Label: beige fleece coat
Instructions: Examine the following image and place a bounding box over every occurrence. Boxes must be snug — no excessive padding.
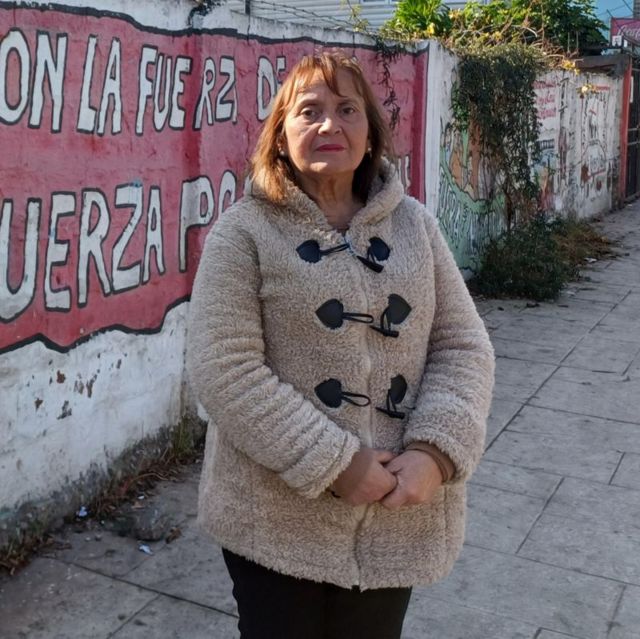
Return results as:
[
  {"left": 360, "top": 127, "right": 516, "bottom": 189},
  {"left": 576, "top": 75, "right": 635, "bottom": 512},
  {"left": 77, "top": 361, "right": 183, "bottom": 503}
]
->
[{"left": 187, "top": 163, "right": 495, "bottom": 589}]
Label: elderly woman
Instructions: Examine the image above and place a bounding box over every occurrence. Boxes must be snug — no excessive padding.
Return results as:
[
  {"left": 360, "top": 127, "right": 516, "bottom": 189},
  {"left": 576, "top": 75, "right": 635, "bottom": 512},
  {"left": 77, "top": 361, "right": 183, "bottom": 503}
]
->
[{"left": 187, "top": 52, "right": 494, "bottom": 638}]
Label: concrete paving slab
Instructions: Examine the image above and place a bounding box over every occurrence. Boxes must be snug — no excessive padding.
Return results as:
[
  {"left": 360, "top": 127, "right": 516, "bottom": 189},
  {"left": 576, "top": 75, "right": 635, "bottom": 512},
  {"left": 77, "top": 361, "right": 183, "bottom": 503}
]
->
[
  {"left": 484, "top": 431, "right": 621, "bottom": 483},
  {"left": 425, "top": 546, "right": 622, "bottom": 639},
  {"left": 110, "top": 593, "right": 240, "bottom": 639},
  {"left": 595, "top": 292, "right": 640, "bottom": 329},
  {"left": 535, "top": 632, "right": 586, "bottom": 639},
  {"left": 466, "top": 484, "right": 547, "bottom": 553},
  {"left": 475, "top": 298, "right": 529, "bottom": 319},
  {"left": 516, "top": 299, "right": 614, "bottom": 326},
  {"left": 486, "top": 398, "right": 523, "bottom": 446},
  {"left": 564, "top": 283, "right": 631, "bottom": 304},
  {"left": 588, "top": 322, "right": 640, "bottom": 343},
  {"left": 488, "top": 314, "right": 589, "bottom": 350},
  {"left": 43, "top": 527, "right": 164, "bottom": 579},
  {"left": 530, "top": 367, "right": 640, "bottom": 424},
  {"left": 491, "top": 336, "right": 573, "bottom": 365},
  {"left": 581, "top": 268, "right": 637, "bottom": 287},
  {"left": 561, "top": 334, "right": 640, "bottom": 373},
  {"left": 123, "top": 525, "right": 237, "bottom": 615},
  {"left": 506, "top": 406, "right": 640, "bottom": 457},
  {"left": 541, "top": 478, "right": 640, "bottom": 534},
  {"left": 611, "top": 453, "right": 640, "bottom": 490},
  {"left": 403, "top": 592, "right": 537, "bottom": 639},
  {"left": 470, "top": 460, "right": 561, "bottom": 501},
  {"left": 518, "top": 513, "right": 640, "bottom": 585},
  {"left": 493, "top": 358, "right": 557, "bottom": 403},
  {"left": 0, "top": 558, "right": 156, "bottom": 639},
  {"left": 143, "top": 476, "right": 200, "bottom": 526},
  {"left": 609, "top": 586, "right": 640, "bottom": 639}
]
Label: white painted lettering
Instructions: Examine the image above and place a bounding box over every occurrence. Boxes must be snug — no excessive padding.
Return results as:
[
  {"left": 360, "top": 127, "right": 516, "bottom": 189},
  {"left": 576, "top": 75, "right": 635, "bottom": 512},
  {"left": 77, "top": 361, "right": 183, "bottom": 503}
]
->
[
  {"left": 0, "top": 29, "right": 31, "bottom": 125},
  {"left": 216, "top": 57, "right": 237, "bottom": 123},
  {"left": 169, "top": 56, "right": 191, "bottom": 130},
  {"left": 112, "top": 184, "right": 143, "bottom": 292},
  {"left": 45, "top": 193, "right": 74, "bottom": 310},
  {"left": 29, "top": 32, "right": 68, "bottom": 132},
  {"left": 78, "top": 190, "right": 112, "bottom": 305},
  {"left": 136, "top": 45, "right": 157, "bottom": 135},
  {"left": 143, "top": 187, "right": 165, "bottom": 283},
  {"left": 179, "top": 177, "right": 214, "bottom": 272},
  {"left": 77, "top": 35, "right": 98, "bottom": 133},
  {"left": 97, "top": 38, "right": 122, "bottom": 135},
  {"left": 194, "top": 57, "right": 216, "bottom": 130},
  {"left": 0, "top": 199, "right": 41, "bottom": 321}
]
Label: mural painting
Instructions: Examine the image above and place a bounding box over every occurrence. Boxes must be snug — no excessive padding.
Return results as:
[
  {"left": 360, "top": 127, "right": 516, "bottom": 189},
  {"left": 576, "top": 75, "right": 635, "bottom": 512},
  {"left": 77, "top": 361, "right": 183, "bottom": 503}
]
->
[
  {"left": 437, "top": 120, "right": 503, "bottom": 271},
  {"left": 0, "top": 3, "right": 428, "bottom": 355},
  {"left": 579, "top": 83, "right": 614, "bottom": 200}
]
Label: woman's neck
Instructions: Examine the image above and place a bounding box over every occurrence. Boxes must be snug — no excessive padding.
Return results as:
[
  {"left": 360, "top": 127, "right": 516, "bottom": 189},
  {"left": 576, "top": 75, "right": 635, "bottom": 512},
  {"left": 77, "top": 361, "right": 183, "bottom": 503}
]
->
[{"left": 295, "top": 171, "right": 363, "bottom": 232}]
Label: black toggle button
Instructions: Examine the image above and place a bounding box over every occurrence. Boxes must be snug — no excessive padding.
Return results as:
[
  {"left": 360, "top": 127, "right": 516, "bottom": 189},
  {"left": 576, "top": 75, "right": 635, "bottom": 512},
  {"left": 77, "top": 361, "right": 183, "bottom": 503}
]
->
[
  {"left": 356, "top": 237, "right": 391, "bottom": 273},
  {"left": 376, "top": 375, "right": 408, "bottom": 419},
  {"left": 370, "top": 294, "right": 412, "bottom": 338},
  {"left": 315, "top": 378, "right": 371, "bottom": 408},
  {"left": 316, "top": 299, "right": 374, "bottom": 330},
  {"left": 296, "top": 240, "right": 349, "bottom": 264}
]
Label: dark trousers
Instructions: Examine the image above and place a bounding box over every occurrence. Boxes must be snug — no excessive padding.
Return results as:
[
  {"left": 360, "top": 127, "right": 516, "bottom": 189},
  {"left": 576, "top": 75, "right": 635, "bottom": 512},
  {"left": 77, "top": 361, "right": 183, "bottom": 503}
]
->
[{"left": 222, "top": 549, "right": 412, "bottom": 639}]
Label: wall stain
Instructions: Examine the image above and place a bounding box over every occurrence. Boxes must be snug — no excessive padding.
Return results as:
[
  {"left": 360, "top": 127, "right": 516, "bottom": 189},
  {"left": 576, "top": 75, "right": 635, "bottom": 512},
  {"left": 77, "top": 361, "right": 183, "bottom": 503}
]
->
[
  {"left": 34, "top": 398, "right": 43, "bottom": 410},
  {"left": 57, "top": 401, "right": 72, "bottom": 419},
  {"left": 86, "top": 374, "right": 98, "bottom": 398},
  {"left": 56, "top": 371, "right": 66, "bottom": 383}
]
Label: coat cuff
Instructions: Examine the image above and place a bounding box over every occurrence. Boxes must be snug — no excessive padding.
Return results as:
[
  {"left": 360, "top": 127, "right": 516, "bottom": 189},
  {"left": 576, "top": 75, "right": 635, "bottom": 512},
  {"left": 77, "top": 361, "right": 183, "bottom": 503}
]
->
[{"left": 279, "top": 431, "right": 361, "bottom": 499}]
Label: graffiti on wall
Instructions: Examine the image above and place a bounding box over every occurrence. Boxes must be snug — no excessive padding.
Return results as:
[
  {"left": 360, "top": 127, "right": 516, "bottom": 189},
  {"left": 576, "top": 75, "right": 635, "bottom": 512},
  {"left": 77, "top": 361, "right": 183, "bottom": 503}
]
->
[
  {"left": 534, "top": 73, "right": 618, "bottom": 215},
  {"left": 579, "top": 84, "right": 615, "bottom": 199},
  {"left": 534, "top": 76, "right": 570, "bottom": 212},
  {"left": 0, "top": 4, "right": 427, "bottom": 354},
  {"left": 437, "top": 120, "right": 503, "bottom": 270}
]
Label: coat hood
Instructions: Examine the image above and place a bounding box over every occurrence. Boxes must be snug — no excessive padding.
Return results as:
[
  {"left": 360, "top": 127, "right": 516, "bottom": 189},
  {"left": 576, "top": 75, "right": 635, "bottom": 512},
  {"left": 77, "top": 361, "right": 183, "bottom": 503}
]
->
[{"left": 249, "top": 159, "right": 405, "bottom": 233}]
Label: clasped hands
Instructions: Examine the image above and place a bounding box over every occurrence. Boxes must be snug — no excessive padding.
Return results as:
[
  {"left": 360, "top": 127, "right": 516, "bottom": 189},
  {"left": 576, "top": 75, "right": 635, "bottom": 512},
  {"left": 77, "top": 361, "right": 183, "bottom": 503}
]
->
[{"left": 330, "top": 447, "right": 443, "bottom": 510}]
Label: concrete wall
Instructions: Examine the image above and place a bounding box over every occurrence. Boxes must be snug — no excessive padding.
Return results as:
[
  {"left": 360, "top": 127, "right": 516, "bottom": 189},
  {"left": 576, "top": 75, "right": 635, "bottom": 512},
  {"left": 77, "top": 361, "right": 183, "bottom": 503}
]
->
[
  {"left": 0, "top": 0, "right": 428, "bottom": 546},
  {"left": 424, "top": 44, "right": 624, "bottom": 272},
  {"left": 534, "top": 70, "right": 624, "bottom": 219},
  {"left": 425, "top": 42, "right": 503, "bottom": 274}
]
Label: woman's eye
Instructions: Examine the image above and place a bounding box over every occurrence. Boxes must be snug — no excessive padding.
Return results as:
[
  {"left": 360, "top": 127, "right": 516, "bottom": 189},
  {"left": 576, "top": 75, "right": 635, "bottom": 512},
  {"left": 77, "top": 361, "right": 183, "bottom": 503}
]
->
[{"left": 300, "top": 108, "right": 317, "bottom": 119}]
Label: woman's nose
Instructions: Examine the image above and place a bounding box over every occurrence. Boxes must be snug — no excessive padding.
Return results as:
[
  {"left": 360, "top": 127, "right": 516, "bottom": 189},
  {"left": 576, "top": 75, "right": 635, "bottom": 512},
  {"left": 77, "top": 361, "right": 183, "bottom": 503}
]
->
[{"left": 318, "top": 113, "right": 340, "bottom": 133}]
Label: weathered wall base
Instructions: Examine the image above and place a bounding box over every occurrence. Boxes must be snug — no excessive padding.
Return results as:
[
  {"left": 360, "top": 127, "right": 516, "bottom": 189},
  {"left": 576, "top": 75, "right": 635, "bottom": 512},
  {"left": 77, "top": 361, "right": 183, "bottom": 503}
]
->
[{"left": 0, "top": 303, "right": 190, "bottom": 549}]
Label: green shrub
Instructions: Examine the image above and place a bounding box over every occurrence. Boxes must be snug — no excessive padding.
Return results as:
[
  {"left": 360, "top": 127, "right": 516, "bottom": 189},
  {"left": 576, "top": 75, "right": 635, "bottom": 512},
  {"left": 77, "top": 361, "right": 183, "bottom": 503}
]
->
[
  {"left": 474, "top": 215, "right": 572, "bottom": 300},
  {"left": 474, "top": 215, "right": 612, "bottom": 301}
]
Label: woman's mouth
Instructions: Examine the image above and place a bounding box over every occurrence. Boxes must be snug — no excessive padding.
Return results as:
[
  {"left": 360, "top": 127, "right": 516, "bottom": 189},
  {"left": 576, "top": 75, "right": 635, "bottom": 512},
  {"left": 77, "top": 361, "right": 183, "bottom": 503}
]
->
[{"left": 315, "top": 144, "right": 345, "bottom": 152}]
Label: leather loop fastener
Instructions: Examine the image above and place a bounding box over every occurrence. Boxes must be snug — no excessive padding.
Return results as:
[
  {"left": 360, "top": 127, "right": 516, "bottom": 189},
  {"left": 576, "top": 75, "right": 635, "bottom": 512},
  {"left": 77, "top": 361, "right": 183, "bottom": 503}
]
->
[
  {"left": 316, "top": 299, "right": 374, "bottom": 330},
  {"left": 370, "top": 294, "right": 412, "bottom": 338},
  {"left": 315, "top": 378, "right": 371, "bottom": 408},
  {"left": 376, "top": 374, "right": 408, "bottom": 419}
]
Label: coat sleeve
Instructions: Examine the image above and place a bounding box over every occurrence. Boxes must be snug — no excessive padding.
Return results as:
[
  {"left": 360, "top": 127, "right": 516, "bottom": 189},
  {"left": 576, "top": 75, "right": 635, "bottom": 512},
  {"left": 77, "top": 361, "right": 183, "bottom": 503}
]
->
[
  {"left": 186, "top": 211, "right": 361, "bottom": 499},
  {"left": 403, "top": 211, "right": 495, "bottom": 483}
]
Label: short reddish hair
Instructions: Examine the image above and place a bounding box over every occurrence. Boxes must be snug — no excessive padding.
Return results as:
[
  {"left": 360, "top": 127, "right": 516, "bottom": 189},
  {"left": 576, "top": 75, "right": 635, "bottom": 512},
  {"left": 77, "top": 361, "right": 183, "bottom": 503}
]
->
[{"left": 250, "top": 51, "right": 395, "bottom": 205}]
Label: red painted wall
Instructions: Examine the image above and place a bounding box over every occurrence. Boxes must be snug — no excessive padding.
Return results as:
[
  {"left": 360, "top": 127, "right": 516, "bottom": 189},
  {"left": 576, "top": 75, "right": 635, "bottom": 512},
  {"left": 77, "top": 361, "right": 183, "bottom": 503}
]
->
[{"left": 0, "top": 4, "right": 428, "bottom": 354}]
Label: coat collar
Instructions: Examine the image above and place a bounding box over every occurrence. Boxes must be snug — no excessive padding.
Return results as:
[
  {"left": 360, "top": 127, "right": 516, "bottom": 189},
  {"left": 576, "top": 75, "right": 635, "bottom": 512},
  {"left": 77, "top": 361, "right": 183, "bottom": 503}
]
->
[{"left": 251, "top": 160, "right": 405, "bottom": 233}]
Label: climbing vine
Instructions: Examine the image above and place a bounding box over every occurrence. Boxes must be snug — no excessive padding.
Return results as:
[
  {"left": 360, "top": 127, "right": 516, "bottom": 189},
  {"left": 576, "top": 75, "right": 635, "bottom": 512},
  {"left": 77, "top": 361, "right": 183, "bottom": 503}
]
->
[{"left": 451, "top": 43, "right": 546, "bottom": 229}]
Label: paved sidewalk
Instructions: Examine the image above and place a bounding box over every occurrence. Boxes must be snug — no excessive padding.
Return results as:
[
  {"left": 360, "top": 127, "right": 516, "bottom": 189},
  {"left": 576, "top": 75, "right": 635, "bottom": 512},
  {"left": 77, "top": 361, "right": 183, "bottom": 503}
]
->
[{"left": 1, "top": 205, "right": 639, "bottom": 639}]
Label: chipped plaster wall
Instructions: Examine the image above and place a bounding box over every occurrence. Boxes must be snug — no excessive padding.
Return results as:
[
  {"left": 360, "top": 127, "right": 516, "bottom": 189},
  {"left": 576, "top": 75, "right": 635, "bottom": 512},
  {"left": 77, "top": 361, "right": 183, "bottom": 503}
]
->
[
  {"left": 534, "top": 70, "right": 624, "bottom": 219},
  {"left": 424, "top": 45, "right": 624, "bottom": 273},
  {"left": 0, "top": 0, "right": 428, "bottom": 544}
]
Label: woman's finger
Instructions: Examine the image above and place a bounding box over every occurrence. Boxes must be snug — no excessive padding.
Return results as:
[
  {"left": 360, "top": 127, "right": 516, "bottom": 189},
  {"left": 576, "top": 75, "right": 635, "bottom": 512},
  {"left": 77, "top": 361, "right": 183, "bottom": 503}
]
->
[{"left": 374, "top": 449, "right": 396, "bottom": 464}]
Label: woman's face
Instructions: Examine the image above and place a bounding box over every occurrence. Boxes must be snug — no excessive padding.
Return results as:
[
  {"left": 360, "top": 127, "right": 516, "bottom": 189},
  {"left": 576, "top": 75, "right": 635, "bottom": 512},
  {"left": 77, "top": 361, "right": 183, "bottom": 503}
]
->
[{"left": 282, "top": 69, "right": 370, "bottom": 185}]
